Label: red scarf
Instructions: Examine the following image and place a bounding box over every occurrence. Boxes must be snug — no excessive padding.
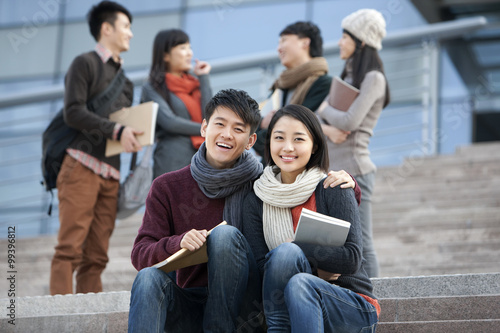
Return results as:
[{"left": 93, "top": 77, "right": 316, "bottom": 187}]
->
[
  {"left": 165, "top": 73, "right": 205, "bottom": 149},
  {"left": 291, "top": 193, "right": 317, "bottom": 232}
]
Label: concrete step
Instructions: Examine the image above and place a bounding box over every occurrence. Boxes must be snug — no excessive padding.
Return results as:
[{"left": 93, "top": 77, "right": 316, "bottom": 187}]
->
[
  {"left": 371, "top": 273, "right": 500, "bottom": 298},
  {"left": 375, "top": 162, "right": 500, "bottom": 185},
  {"left": 374, "top": 164, "right": 500, "bottom": 192},
  {"left": 373, "top": 180, "right": 500, "bottom": 202},
  {"left": 379, "top": 265, "right": 500, "bottom": 278},
  {"left": 375, "top": 155, "right": 500, "bottom": 181},
  {"left": 373, "top": 206, "right": 500, "bottom": 226},
  {"left": 373, "top": 216, "right": 500, "bottom": 233},
  {"left": 379, "top": 295, "right": 500, "bottom": 322},
  {"left": 1, "top": 273, "right": 499, "bottom": 332},
  {"left": 455, "top": 141, "right": 500, "bottom": 157},
  {"left": 373, "top": 226, "right": 500, "bottom": 245},
  {"left": 0, "top": 291, "right": 130, "bottom": 333},
  {"left": 377, "top": 319, "right": 500, "bottom": 333},
  {"left": 382, "top": 142, "right": 500, "bottom": 168},
  {"left": 372, "top": 195, "right": 500, "bottom": 211},
  {"left": 374, "top": 236, "right": 499, "bottom": 257},
  {"left": 379, "top": 261, "right": 500, "bottom": 279},
  {"left": 0, "top": 258, "right": 138, "bottom": 297},
  {"left": 377, "top": 155, "right": 500, "bottom": 175}
]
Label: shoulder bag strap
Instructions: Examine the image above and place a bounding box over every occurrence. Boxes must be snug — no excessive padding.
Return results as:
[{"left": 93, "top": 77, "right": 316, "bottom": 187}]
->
[{"left": 86, "top": 68, "right": 127, "bottom": 116}]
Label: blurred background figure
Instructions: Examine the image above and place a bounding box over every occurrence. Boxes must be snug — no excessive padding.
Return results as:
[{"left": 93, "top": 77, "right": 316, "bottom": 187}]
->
[
  {"left": 255, "top": 21, "right": 331, "bottom": 158},
  {"left": 317, "top": 9, "right": 390, "bottom": 277},
  {"left": 142, "top": 29, "right": 212, "bottom": 179}
]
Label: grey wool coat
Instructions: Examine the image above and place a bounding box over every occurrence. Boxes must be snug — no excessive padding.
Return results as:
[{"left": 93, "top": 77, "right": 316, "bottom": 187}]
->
[{"left": 141, "top": 74, "right": 212, "bottom": 179}]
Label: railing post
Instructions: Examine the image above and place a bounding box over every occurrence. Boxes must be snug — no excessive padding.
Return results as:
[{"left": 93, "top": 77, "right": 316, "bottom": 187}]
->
[
  {"left": 421, "top": 39, "right": 441, "bottom": 156},
  {"left": 259, "top": 63, "right": 277, "bottom": 101}
]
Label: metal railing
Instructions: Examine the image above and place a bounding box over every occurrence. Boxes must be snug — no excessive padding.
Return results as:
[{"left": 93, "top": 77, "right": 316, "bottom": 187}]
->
[{"left": 0, "top": 16, "right": 488, "bottom": 237}]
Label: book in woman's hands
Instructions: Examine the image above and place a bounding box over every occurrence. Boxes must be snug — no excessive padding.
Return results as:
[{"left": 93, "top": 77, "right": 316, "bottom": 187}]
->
[
  {"left": 294, "top": 208, "right": 351, "bottom": 246},
  {"left": 153, "top": 221, "right": 227, "bottom": 273},
  {"left": 327, "top": 76, "right": 360, "bottom": 112}
]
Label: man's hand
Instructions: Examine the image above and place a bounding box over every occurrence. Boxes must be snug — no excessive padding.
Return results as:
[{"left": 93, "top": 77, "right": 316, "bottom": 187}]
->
[
  {"left": 321, "top": 124, "right": 350, "bottom": 144},
  {"left": 180, "top": 229, "right": 208, "bottom": 251},
  {"left": 193, "top": 59, "right": 211, "bottom": 76},
  {"left": 317, "top": 269, "right": 341, "bottom": 281},
  {"left": 323, "top": 170, "right": 355, "bottom": 189},
  {"left": 120, "top": 126, "right": 143, "bottom": 153}
]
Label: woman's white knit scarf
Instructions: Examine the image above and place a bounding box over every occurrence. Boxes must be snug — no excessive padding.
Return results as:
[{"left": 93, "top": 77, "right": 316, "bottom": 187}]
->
[{"left": 253, "top": 166, "right": 325, "bottom": 250}]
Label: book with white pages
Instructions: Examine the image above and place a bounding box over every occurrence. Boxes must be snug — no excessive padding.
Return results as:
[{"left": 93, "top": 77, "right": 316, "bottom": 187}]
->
[
  {"left": 294, "top": 208, "right": 351, "bottom": 246},
  {"left": 105, "top": 101, "right": 159, "bottom": 157},
  {"left": 153, "top": 221, "right": 227, "bottom": 273}
]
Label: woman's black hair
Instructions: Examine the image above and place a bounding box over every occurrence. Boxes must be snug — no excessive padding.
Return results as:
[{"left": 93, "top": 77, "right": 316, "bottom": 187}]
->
[
  {"left": 265, "top": 104, "right": 329, "bottom": 173},
  {"left": 341, "top": 29, "right": 390, "bottom": 108},
  {"left": 148, "top": 29, "right": 190, "bottom": 101}
]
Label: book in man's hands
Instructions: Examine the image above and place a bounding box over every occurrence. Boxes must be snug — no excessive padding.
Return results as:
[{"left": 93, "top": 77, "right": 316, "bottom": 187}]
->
[
  {"left": 294, "top": 208, "right": 351, "bottom": 246},
  {"left": 105, "top": 101, "right": 159, "bottom": 157},
  {"left": 153, "top": 221, "right": 227, "bottom": 273},
  {"left": 327, "top": 76, "right": 360, "bottom": 112}
]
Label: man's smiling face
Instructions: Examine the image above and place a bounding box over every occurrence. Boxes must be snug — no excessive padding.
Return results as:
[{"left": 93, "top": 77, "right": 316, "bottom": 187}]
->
[{"left": 201, "top": 106, "right": 256, "bottom": 169}]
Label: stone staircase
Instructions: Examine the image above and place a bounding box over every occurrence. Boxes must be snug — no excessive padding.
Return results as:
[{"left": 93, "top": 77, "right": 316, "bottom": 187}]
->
[
  {"left": 1, "top": 273, "right": 499, "bottom": 332},
  {"left": 1, "top": 142, "right": 499, "bottom": 331},
  {"left": 372, "top": 141, "right": 500, "bottom": 277},
  {"left": 374, "top": 273, "right": 500, "bottom": 332}
]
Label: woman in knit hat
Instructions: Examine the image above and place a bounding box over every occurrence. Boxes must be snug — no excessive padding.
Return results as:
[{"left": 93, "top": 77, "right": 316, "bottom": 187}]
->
[{"left": 317, "top": 8, "right": 390, "bottom": 278}]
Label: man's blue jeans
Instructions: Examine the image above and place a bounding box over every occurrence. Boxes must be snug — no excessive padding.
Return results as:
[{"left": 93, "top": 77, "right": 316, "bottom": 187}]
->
[
  {"left": 263, "top": 242, "right": 378, "bottom": 332},
  {"left": 128, "top": 225, "right": 263, "bottom": 333}
]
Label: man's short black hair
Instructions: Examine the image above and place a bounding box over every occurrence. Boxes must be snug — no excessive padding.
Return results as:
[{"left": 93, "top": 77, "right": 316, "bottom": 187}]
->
[
  {"left": 87, "top": 1, "right": 132, "bottom": 41},
  {"left": 280, "top": 21, "right": 323, "bottom": 58},
  {"left": 205, "top": 89, "right": 261, "bottom": 134}
]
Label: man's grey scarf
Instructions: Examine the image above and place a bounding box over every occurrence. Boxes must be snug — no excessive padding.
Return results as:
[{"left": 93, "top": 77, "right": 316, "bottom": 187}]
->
[{"left": 191, "top": 142, "right": 263, "bottom": 230}]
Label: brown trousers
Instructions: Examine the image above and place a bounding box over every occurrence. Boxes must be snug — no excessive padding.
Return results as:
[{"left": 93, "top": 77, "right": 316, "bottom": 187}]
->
[{"left": 50, "top": 155, "right": 119, "bottom": 295}]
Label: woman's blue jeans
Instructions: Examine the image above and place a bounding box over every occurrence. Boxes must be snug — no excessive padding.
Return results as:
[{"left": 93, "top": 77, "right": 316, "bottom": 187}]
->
[
  {"left": 128, "top": 225, "right": 263, "bottom": 333},
  {"left": 263, "top": 242, "right": 378, "bottom": 332}
]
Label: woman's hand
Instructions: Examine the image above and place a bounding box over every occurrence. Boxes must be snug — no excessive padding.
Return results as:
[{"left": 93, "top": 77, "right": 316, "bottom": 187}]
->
[
  {"left": 317, "top": 269, "right": 341, "bottom": 281},
  {"left": 180, "top": 229, "right": 208, "bottom": 251},
  {"left": 260, "top": 109, "right": 277, "bottom": 129},
  {"left": 321, "top": 124, "right": 350, "bottom": 144},
  {"left": 193, "top": 59, "right": 211, "bottom": 76},
  {"left": 323, "top": 170, "right": 355, "bottom": 189}
]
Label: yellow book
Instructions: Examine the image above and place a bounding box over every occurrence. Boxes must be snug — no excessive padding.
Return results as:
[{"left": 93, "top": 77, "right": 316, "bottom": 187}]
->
[
  {"left": 153, "top": 221, "right": 227, "bottom": 273},
  {"left": 105, "top": 101, "right": 158, "bottom": 157}
]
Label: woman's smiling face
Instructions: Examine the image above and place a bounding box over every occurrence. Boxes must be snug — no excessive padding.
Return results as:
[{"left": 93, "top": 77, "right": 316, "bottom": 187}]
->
[{"left": 270, "top": 115, "right": 315, "bottom": 184}]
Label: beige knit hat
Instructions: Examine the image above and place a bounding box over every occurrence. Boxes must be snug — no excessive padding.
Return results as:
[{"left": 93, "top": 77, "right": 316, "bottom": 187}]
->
[{"left": 341, "top": 9, "right": 386, "bottom": 50}]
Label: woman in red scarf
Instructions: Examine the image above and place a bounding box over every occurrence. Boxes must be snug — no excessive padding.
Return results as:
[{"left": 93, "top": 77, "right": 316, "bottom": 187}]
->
[{"left": 142, "top": 29, "right": 212, "bottom": 178}]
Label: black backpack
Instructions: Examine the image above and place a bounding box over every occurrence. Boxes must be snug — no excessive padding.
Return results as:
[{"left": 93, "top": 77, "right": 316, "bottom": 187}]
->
[{"left": 41, "top": 69, "right": 126, "bottom": 214}]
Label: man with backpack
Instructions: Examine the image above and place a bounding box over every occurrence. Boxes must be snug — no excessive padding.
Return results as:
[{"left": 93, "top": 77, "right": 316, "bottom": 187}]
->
[{"left": 49, "top": 1, "right": 142, "bottom": 295}]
